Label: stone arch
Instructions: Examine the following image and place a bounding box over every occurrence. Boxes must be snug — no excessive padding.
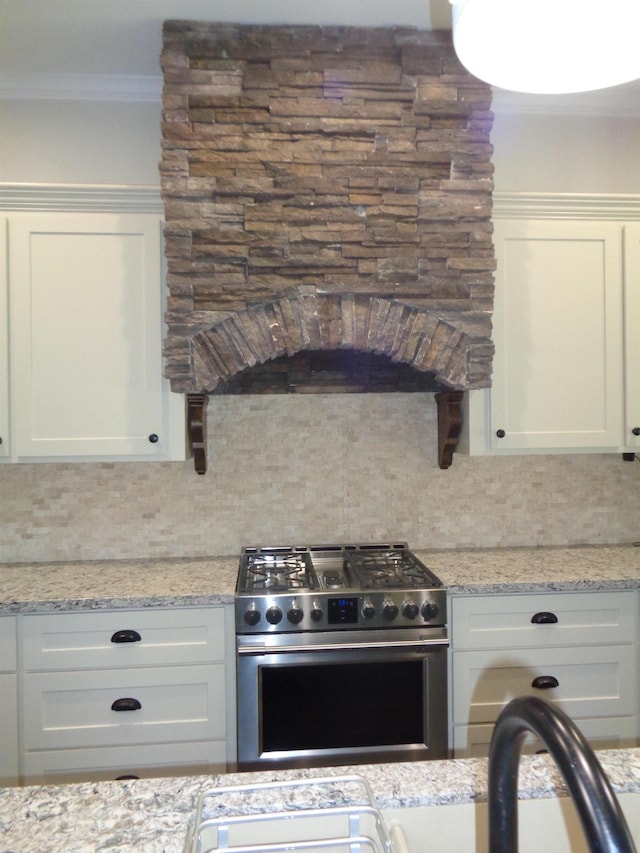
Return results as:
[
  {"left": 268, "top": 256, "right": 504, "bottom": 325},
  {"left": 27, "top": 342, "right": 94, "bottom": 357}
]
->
[{"left": 191, "top": 292, "right": 483, "bottom": 393}]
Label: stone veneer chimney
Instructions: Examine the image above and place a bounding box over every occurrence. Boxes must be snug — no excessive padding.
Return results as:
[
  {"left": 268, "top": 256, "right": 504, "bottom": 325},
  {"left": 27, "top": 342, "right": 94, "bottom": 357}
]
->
[{"left": 160, "top": 21, "right": 496, "bottom": 401}]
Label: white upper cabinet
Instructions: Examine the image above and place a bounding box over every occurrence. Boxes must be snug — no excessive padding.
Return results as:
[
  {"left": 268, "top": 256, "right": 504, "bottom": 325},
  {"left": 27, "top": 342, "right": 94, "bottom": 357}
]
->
[
  {"left": 623, "top": 224, "right": 640, "bottom": 453},
  {"left": 5, "top": 210, "right": 184, "bottom": 462},
  {"left": 0, "top": 218, "right": 8, "bottom": 459},
  {"left": 462, "top": 206, "right": 628, "bottom": 455}
]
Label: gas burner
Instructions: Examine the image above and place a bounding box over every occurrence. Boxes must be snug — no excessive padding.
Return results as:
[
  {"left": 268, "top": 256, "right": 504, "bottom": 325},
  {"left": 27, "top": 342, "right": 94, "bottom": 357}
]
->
[
  {"left": 243, "top": 552, "right": 316, "bottom": 594},
  {"left": 347, "top": 550, "right": 432, "bottom": 589}
]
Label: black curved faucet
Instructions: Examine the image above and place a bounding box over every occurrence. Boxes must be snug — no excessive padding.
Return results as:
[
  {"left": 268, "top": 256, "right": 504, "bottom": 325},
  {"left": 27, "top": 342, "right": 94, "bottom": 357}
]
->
[{"left": 488, "top": 696, "right": 636, "bottom": 853}]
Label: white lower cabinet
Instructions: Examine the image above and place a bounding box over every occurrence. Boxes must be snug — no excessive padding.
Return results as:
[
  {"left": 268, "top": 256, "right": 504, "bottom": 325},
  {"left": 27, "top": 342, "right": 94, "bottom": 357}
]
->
[
  {"left": 19, "top": 606, "right": 232, "bottom": 785},
  {"left": 0, "top": 617, "right": 19, "bottom": 785},
  {"left": 450, "top": 590, "right": 639, "bottom": 758}
]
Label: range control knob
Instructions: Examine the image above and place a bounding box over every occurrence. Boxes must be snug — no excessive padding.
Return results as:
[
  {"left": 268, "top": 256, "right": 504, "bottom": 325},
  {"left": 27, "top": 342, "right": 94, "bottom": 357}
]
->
[
  {"left": 287, "top": 603, "right": 304, "bottom": 624},
  {"left": 402, "top": 599, "right": 419, "bottom": 619},
  {"left": 421, "top": 600, "right": 440, "bottom": 621},
  {"left": 243, "top": 605, "right": 261, "bottom": 626},
  {"left": 310, "top": 602, "right": 324, "bottom": 622},
  {"left": 361, "top": 598, "right": 376, "bottom": 619},
  {"left": 265, "top": 605, "right": 283, "bottom": 625},
  {"left": 382, "top": 599, "right": 399, "bottom": 621}
]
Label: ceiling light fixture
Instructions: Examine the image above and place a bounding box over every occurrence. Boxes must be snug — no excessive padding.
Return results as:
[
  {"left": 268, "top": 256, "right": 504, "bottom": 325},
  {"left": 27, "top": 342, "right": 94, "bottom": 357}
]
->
[{"left": 448, "top": 0, "right": 640, "bottom": 94}]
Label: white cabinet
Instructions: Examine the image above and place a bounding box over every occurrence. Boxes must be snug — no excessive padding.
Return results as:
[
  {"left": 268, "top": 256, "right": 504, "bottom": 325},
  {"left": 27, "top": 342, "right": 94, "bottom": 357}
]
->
[
  {"left": 2, "top": 210, "right": 184, "bottom": 462},
  {"left": 450, "top": 590, "right": 638, "bottom": 758},
  {"left": 19, "top": 607, "right": 231, "bottom": 784},
  {"left": 623, "top": 224, "right": 640, "bottom": 453},
  {"left": 0, "top": 617, "right": 19, "bottom": 785},
  {"left": 0, "top": 218, "right": 8, "bottom": 458},
  {"left": 462, "top": 217, "right": 624, "bottom": 454}
]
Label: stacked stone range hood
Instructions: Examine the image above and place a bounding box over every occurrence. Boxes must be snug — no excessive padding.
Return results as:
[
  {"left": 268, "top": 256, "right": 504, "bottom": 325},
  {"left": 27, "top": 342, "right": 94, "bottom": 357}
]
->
[{"left": 160, "top": 21, "right": 496, "bottom": 472}]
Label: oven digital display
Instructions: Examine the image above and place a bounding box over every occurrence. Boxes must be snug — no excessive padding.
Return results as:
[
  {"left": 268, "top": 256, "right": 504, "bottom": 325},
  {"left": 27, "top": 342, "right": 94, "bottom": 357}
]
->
[{"left": 328, "top": 597, "right": 358, "bottom": 624}]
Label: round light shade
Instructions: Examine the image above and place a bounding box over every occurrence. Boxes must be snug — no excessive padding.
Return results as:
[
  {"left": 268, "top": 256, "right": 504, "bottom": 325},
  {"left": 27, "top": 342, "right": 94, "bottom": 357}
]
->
[{"left": 449, "top": 0, "right": 640, "bottom": 94}]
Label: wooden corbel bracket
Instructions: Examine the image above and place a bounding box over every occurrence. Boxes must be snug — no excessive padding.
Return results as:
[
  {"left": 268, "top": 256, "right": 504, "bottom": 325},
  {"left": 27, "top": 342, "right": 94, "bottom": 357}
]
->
[
  {"left": 187, "top": 393, "right": 208, "bottom": 475},
  {"left": 435, "top": 391, "right": 463, "bottom": 469}
]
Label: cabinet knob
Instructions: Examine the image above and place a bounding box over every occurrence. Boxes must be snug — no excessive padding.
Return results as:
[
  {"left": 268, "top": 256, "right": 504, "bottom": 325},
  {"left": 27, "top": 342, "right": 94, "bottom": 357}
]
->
[
  {"left": 110, "top": 629, "right": 142, "bottom": 644},
  {"left": 531, "top": 611, "right": 558, "bottom": 624},
  {"left": 148, "top": 433, "right": 159, "bottom": 443},
  {"left": 531, "top": 675, "right": 559, "bottom": 690},
  {"left": 496, "top": 429, "right": 506, "bottom": 438},
  {"left": 632, "top": 427, "right": 640, "bottom": 436},
  {"left": 111, "top": 697, "right": 142, "bottom": 712}
]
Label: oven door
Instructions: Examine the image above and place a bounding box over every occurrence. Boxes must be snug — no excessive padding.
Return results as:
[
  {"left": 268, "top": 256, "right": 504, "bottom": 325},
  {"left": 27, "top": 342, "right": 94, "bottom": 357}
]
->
[{"left": 236, "top": 627, "right": 448, "bottom": 771}]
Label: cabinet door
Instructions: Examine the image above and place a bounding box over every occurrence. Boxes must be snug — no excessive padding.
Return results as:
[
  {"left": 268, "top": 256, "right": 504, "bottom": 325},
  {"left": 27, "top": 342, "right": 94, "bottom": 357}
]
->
[
  {"left": 483, "top": 219, "right": 623, "bottom": 452},
  {"left": 0, "top": 218, "right": 8, "bottom": 458},
  {"left": 624, "top": 224, "right": 640, "bottom": 452},
  {"left": 8, "top": 212, "right": 183, "bottom": 460}
]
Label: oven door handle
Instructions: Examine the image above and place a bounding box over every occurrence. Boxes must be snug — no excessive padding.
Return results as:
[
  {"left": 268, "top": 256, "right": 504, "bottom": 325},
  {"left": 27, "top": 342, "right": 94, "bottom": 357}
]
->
[{"left": 237, "top": 636, "right": 449, "bottom": 655}]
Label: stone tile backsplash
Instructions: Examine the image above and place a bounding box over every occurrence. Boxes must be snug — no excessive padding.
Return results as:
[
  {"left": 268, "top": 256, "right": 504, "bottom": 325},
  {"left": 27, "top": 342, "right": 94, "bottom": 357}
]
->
[{"left": 0, "top": 394, "right": 638, "bottom": 563}]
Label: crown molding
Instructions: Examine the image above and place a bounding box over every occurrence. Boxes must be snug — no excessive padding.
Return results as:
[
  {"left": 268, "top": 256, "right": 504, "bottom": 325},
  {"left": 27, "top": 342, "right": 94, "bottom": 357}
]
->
[
  {"left": 493, "top": 192, "right": 640, "bottom": 220},
  {"left": 0, "top": 183, "right": 162, "bottom": 213},
  {"left": 0, "top": 72, "right": 162, "bottom": 103},
  {"left": 2, "top": 185, "right": 640, "bottom": 221}
]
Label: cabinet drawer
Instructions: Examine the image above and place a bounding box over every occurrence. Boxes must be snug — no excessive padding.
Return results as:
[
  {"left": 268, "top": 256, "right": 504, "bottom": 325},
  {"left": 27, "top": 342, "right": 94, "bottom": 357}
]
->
[
  {"left": 453, "top": 715, "right": 638, "bottom": 759},
  {"left": 22, "top": 607, "right": 226, "bottom": 670},
  {"left": 21, "top": 740, "right": 227, "bottom": 785},
  {"left": 451, "top": 591, "right": 635, "bottom": 651},
  {"left": 23, "top": 664, "right": 226, "bottom": 750},
  {"left": 452, "top": 644, "right": 636, "bottom": 725},
  {"left": 0, "top": 616, "right": 17, "bottom": 672}
]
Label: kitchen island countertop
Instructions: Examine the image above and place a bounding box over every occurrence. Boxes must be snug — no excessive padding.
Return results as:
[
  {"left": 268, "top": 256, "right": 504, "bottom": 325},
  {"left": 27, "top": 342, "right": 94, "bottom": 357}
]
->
[
  {"left": 0, "top": 544, "right": 639, "bottom": 613},
  {"left": 2, "top": 749, "right": 640, "bottom": 853}
]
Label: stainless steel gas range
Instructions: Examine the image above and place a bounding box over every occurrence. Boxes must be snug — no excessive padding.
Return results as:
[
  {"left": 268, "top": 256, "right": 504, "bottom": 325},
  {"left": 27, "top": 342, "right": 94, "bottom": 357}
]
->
[{"left": 235, "top": 543, "right": 449, "bottom": 771}]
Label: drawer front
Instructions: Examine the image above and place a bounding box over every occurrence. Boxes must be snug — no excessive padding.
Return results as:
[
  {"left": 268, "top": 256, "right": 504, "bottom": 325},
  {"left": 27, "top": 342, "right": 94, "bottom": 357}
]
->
[
  {"left": 22, "top": 607, "right": 226, "bottom": 670},
  {"left": 21, "top": 740, "right": 227, "bottom": 785},
  {"left": 0, "top": 616, "right": 17, "bottom": 672},
  {"left": 0, "top": 673, "right": 18, "bottom": 785},
  {"left": 23, "top": 664, "right": 226, "bottom": 749},
  {"left": 451, "top": 591, "right": 635, "bottom": 651},
  {"left": 453, "top": 715, "right": 639, "bottom": 759},
  {"left": 452, "top": 644, "right": 636, "bottom": 725}
]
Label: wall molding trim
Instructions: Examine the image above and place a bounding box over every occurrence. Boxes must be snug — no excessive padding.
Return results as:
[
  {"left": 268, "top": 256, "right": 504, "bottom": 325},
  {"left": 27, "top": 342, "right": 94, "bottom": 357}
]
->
[
  {"left": 494, "top": 192, "right": 640, "bottom": 220},
  {"left": 0, "top": 183, "right": 163, "bottom": 213},
  {"left": 2, "top": 185, "right": 640, "bottom": 221}
]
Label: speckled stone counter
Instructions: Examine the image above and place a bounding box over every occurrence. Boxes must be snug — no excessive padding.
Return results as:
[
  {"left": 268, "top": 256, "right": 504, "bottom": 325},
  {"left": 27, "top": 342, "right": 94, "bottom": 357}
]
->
[
  {"left": 2, "top": 751, "right": 640, "bottom": 852},
  {"left": 1, "top": 544, "right": 640, "bottom": 614},
  {"left": 0, "top": 556, "right": 238, "bottom": 613}
]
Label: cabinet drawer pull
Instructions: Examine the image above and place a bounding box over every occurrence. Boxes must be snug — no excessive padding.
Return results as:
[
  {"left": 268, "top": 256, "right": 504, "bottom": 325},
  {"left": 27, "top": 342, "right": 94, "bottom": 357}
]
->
[
  {"left": 115, "top": 775, "right": 140, "bottom": 781},
  {"left": 531, "top": 611, "right": 558, "bottom": 624},
  {"left": 110, "top": 629, "right": 142, "bottom": 644},
  {"left": 531, "top": 675, "right": 559, "bottom": 690},
  {"left": 111, "top": 697, "right": 142, "bottom": 712}
]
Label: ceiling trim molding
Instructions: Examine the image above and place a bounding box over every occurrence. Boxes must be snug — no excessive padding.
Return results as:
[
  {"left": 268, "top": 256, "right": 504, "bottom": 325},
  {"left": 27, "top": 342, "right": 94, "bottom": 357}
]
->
[
  {"left": 494, "top": 192, "right": 640, "bottom": 220},
  {"left": 0, "top": 72, "right": 162, "bottom": 103},
  {"left": 0, "top": 183, "right": 163, "bottom": 212},
  {"left": 2, "top": 185, "right": 640, "bottom": 220}
]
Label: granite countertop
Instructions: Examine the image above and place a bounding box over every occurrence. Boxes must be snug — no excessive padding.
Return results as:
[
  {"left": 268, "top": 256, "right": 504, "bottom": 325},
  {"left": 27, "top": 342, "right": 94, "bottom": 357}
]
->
[
  {"left": 1, "top": 544, "right": 639, "bottom": 613},
  {"left": 2, "top": 750, "right": 640, "bottom": 852}
]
